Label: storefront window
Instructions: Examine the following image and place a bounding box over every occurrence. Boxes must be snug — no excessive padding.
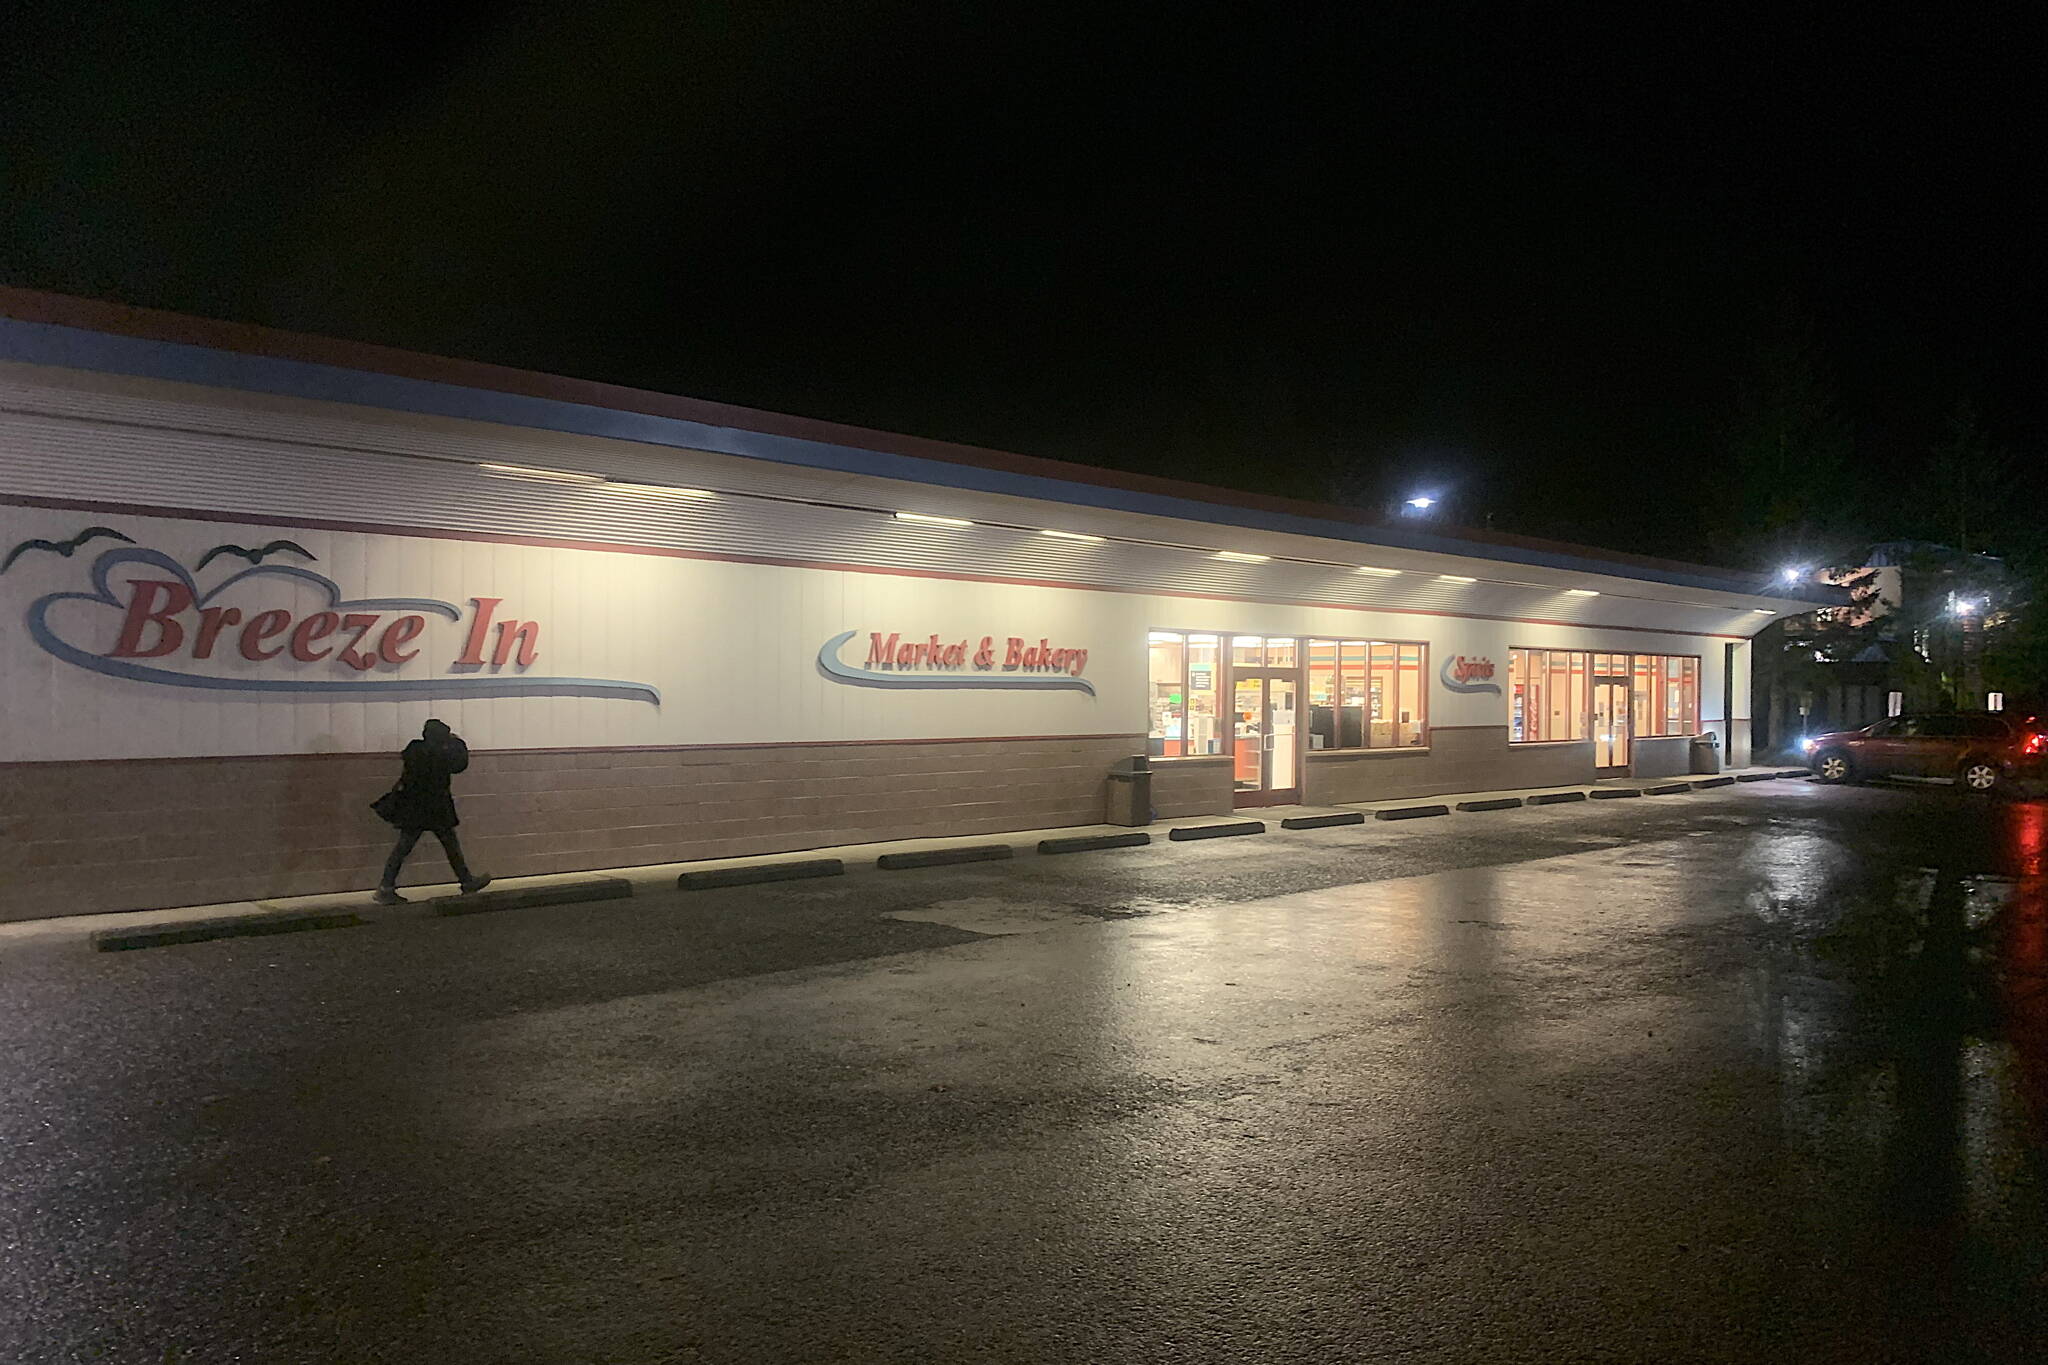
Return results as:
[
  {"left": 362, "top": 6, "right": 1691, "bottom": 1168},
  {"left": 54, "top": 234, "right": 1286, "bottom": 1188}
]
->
[
  {"left": 1398, "top": 644, "right": 1425, "bottom": 746},
  {"left": 1650, "top": 656, "right": 1698, "bottom": 736},
  {"left": 1148, "top": 632, "right": 1187, "bottom": 755},
  {"left": 1159, "top": 630, "right": 1428, "bottom": 759},
  {"left": 1304, "top": 638, "right": 1427, "bottom": 750},
  {"left": 1187, "top": 634, "right": 1221, "bottom": 754},
  {"left": 1512, "top": 648, "right": 1696, "bottom": 742},
  {"left": 1150, "top": 631, "right": 1224, "bottom": 756},
  {"left": 1340, "top": 641, "right": 1368, "bottom": 748},
  {"left": 1510, "top": 648, "right": 1593, "bottom": 742},
  {"left": 1307, "top": 640, "right": 1338, "bottom": 748}
]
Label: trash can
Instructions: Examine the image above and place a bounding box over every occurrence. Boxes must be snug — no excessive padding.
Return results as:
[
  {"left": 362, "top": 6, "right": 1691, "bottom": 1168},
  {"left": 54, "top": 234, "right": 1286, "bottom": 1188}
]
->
[
  {"left": 1106, "top": 755, "right": 1153, "bottom": 826},
  {"left": 1689, "top": 731, "right": 1722, "bottom": 775}
]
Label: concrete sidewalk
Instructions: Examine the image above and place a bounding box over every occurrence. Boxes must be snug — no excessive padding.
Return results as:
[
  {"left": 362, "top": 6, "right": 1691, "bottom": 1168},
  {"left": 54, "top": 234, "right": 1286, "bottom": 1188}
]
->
[{"left": 0, "top": 766, "right": 1811, "bottom": 947}]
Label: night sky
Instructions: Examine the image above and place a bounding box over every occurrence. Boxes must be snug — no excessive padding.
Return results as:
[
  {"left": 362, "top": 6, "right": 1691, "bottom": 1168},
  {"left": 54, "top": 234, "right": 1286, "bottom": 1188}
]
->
[{"left": 3, "top": 4, "right": 2041, "bottom": 563}]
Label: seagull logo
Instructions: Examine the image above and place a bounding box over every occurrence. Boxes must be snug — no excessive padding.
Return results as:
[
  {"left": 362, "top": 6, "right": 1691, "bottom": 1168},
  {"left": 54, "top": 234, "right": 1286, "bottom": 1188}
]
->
[
  {"left": 194, "top": 540, "right": 316, "bottom": 571},
  {"left": 0, "top": 526, "right": 135, "bottom": 574}
]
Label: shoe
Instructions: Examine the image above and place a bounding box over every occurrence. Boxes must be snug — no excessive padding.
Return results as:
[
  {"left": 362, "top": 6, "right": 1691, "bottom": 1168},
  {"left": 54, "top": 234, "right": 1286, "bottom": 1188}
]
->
[
  {"left": 459, "top": 875, "right": 493, "bottom": 895},
  {"left": 372, "top": 887, "right": 407, "bottom": 906}
]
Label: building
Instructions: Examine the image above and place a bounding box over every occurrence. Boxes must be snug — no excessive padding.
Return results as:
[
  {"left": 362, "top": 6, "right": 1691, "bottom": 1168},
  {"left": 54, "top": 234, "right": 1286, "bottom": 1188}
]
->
[
  {"left": 0, "top": 289, "right": 1825, "bottom": 918},
  {"left": 1756, "top": 542, "right": 2018, "bottom": 747}
]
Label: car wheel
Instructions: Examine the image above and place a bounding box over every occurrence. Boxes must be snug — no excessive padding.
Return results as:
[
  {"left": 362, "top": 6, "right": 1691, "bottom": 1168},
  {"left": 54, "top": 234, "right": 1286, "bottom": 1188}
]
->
[
  {"left": 1959, "top": 758, "right": 2003, "bottom": 794},
  {"left": 1813, "top": 750, "right": 1854, "bottom": 784}
]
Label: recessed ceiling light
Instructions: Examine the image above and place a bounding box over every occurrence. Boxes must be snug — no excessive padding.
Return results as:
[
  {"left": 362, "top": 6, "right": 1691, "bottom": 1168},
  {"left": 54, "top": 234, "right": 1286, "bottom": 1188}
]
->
[
  {"left": 1565, "top": 588, "right": 1600, "bottom": 597},
  {"left": 1041, "top": 529, "right": 1105, "bottom": 543},
  {"left": 1355, "top": 565, "right": 1400, "bottom": 577},
  {"left": 894, "top": 511, "right": 973, "bottom": 527},
  {"left": 1438, "top": 574, "right": 1477, "bottom": 584},
  {"left": 1214, "top": 551, "right": 1271, "bottom": 563},
  {"left": 607, "top": 482, "right": 714, "bottom": 499},
  {"left": 478, "top": 461, "right": 605, "bottom": 483}
]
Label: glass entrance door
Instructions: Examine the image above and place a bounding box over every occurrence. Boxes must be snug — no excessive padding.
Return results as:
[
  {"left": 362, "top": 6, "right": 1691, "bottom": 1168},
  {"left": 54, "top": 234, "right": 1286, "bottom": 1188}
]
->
[
  {"left": 1231, "top": 673, "right": 1301, "bottom": 804},
  {"left": 1592, "top": 677, "right": 1631, "bottom": 772}
]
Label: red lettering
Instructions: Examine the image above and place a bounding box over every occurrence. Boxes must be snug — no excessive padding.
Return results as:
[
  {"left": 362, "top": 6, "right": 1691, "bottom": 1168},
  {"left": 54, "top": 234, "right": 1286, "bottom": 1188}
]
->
[
  {"left": 335, "top": 613, "right": 381, "bottom": 671},
  {"left": 290, "top": 611, "right": 340, "bottom": 662},
  {"left": 456, "top": 597, "right": 500, "bottom": 666},
  {"left": 492, "top": 619, "right": 539, "bottom": 667},
  {"left": 109, "top": 580, "right": 194, "bottom": 658},
  {"left": 1004, "top": 637, "right": 1023, "bottom": 668},
  {"left": 239, "top": 609, "right": 291, "bottom": 661},
  {"left": 974, "top": 636, "right": 994, "bottom": 669},
  {"left": 896, "top": 643, "right": 915, "bottom": 667},
  {"left": 866, "top": 632, "right": 900, "bottom": 668},
  {"left": 377, "top": 614, "right": 426, "bottom": 665},
  {"left": 1069, "top": 649, "right": 1088, "bottom": 676},
  {"left": 191, "top": 606, "right": 243, "bottom": 659}
]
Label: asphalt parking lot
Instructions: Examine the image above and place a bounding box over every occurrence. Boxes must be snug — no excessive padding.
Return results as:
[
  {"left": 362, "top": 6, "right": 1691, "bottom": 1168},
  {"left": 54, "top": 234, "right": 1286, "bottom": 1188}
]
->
[{"left": 3, "top": 778, "right": 2045, "bottom": 1362}]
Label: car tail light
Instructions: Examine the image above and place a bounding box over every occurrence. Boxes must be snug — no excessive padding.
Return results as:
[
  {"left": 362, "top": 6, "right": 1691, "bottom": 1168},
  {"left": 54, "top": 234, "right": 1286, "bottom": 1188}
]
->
[{"left": 2025, "top": 732, "right": 2046, "bottom": 755}]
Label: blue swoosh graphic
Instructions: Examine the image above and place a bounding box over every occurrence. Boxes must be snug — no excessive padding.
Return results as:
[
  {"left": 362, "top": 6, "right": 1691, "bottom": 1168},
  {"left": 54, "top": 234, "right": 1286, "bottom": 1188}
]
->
[
  {"left": 27, "top": 547, "right": 661, "bottom": 703},
  {"left": 816, "top": 630, "right": 1096, "bottom": 695}
]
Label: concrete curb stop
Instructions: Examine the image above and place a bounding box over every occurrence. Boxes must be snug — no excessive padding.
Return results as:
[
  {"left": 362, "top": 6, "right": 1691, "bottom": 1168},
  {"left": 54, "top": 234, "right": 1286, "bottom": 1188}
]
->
[
  {"left": 432, "top": 877, "right": 634, "bottom": 916},
  {"left": 1038, "top": 832, "right": 1152, "bottom": 854},
  {"left": 1279, "top": 812, "right": 1367, "bottom": 830},
  {"left": 1735, "top": 773, "right": 1775, "bottom": 783},
  {"left": 92, "top": 910, "right": 364, "bottom": 953},
  {"left": 1773, "top": 769, "right": 1811, "bottom": 779},
  {"left": 1526, "top": 791, "right": 1589, "bottom": 806},
  {"left": 677, "top": 859, "right": 845, "bottom": 890},
  {"left": 1168, "top": 821, "right": 1266, "bottom": 841},
  {"left": 1589, "top": 788, "right": 1643, "bottom": 799},
  {"left": 1455, "top": 797, "right": 1524, "bottom": 812},
  {"left": 1644, "top": 782, "right": 1693, "bottom": 796},
  {"left": 877, "top": 844, "right": 1016, "bottom": 870},
  {"left": 1691, "top": 776, "right": 1737, "bottom": 789},
  {"left": 1375, "top": 804, "right": 1450, "bottom": 821}
]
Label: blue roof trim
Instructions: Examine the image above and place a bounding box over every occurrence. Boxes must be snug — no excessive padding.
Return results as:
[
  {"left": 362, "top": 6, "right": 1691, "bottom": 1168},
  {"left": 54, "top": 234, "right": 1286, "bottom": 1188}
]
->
[{"left": 0, "top": 316, "right": 1810, "bottom": 600}]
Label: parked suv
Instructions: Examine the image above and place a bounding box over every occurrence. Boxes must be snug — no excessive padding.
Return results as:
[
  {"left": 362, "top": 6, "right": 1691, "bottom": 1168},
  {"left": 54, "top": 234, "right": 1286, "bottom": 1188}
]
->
[{"left": 1806, "top": 713, "right": 2045, "bottom": 792}]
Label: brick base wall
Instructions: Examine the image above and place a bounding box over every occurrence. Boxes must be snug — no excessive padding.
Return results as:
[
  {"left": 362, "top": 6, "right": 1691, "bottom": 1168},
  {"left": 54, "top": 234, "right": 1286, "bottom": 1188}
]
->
[
  {"left": 1302, "top": 726, "right": 1593, "bottom": 803},
  {"left": 1627, "top": 736, "right": 1693, "bottom": 779},
  {"left": 1149, "top": 757, "right": 1234, "bottom": 818},
  {"left": 0, "top": 735, "right": 1143, "bottom": 920}
]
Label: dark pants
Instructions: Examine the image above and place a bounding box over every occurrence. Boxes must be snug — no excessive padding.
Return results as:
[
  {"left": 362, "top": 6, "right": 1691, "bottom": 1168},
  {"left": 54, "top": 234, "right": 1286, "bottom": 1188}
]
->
[{"left": 380, "top": 826, "right": 474, "bottom": 890}]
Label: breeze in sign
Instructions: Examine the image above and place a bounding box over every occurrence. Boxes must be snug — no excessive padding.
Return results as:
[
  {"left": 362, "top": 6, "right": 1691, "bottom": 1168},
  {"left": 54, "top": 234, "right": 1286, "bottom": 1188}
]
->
[{"left": 17, "top": 533, "right": 660, "bottom": 702}]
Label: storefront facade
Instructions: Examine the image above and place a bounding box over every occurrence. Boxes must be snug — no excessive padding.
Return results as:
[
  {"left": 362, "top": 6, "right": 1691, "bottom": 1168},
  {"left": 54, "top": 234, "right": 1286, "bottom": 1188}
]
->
[{"left": 0, "top": 290, "right": 1817, "bottom": 918}]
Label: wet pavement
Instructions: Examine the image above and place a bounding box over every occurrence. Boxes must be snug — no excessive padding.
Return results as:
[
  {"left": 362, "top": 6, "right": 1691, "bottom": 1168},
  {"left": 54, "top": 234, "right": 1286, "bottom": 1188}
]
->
[{"left": 3, "top": 781, "right": 2046, "bottom": 1362}]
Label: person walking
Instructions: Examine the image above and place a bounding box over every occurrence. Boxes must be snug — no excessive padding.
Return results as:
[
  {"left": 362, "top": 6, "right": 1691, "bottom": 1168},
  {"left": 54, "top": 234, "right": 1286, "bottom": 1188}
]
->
[{"left": 371, "top": 718, "right": 490, "bottom": 903}]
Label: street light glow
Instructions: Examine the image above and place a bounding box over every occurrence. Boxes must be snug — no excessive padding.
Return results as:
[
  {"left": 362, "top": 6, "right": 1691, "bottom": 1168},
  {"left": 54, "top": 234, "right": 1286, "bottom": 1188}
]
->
[
  {"left": 1405, "top": 495, "right": 1435, "bottom": 510},
  {"left": 1780, "top": 565, "right": 1806, "bottom": 583}
]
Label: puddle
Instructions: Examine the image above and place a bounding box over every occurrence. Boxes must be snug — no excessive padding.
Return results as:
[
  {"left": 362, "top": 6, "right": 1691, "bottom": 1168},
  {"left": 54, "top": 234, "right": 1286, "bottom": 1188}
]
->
[{"left": 885, "top": 898, "right": 1103, "bottom": 936}]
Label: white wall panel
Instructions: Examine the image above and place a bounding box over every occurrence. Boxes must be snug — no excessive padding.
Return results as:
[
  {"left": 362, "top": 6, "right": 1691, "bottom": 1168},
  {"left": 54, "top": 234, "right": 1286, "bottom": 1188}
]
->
[{"left": 3, "top": 501, "right": 1740, "bottom": 762}]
